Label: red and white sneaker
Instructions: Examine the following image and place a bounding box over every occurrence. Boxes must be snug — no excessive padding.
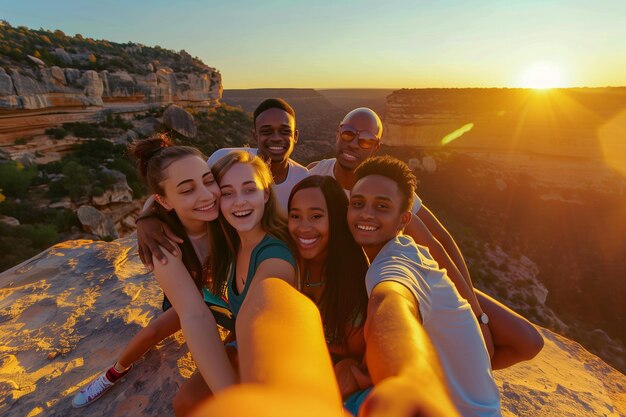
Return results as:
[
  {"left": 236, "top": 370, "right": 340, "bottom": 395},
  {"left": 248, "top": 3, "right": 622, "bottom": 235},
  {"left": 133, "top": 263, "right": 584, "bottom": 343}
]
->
[{"left": 71, "top": 365, "right": 132, "bottom": 408}]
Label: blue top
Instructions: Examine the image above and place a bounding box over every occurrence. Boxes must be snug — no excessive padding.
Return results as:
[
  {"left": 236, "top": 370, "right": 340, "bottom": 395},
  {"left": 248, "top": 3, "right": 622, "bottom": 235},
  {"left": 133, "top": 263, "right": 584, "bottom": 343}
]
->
[{"left": 227, "top": 234, "right": 296, "bottom": 318}]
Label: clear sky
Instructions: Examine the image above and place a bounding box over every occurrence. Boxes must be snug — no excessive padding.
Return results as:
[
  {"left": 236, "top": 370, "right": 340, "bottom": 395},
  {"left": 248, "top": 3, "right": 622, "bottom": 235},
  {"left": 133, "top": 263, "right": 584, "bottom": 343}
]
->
[{"left": 2, "top": 0, "right": 625, "bottom": 89}]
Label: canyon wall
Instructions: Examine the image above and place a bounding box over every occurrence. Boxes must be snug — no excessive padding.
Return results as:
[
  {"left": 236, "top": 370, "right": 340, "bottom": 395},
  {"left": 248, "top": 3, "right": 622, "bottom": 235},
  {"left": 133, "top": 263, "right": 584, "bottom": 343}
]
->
[{"left": 383, "top": 88, "right": 626, "bottom": 164}]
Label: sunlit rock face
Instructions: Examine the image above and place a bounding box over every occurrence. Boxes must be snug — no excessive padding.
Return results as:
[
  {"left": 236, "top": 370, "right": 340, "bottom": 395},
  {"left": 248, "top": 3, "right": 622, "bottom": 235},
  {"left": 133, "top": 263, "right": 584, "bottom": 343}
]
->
[
  {"left": 0, "top": 238, "right": 625, "bottom": 416},
  {"left": 0, "top": 238, "right": 191, "bottom": 417},
  {"left": 0, "top": 65, "right": 222, "bottom": 111},
  {"left": 382, "top": 88, "right": 626, "bottom": 161}
]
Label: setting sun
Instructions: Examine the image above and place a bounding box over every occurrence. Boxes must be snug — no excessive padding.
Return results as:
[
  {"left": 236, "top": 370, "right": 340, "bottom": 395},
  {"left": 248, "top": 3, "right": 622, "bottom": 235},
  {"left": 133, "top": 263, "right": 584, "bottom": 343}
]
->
[{"left": 520, "top": 62, "right": 564, "bottom": 89}]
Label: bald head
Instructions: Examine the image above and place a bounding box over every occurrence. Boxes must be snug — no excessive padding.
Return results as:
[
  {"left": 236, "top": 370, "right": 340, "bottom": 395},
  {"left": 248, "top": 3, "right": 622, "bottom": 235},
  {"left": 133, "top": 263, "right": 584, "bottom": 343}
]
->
[{"left": 340, "top": 107, "right": 383, "bottom": 139}]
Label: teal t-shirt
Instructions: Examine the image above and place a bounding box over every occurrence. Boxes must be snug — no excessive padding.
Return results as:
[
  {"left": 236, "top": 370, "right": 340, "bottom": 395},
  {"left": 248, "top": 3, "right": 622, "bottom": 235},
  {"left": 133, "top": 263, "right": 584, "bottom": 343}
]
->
[{"left": 227, "top": 234, "right": 296, "bottom": 319}]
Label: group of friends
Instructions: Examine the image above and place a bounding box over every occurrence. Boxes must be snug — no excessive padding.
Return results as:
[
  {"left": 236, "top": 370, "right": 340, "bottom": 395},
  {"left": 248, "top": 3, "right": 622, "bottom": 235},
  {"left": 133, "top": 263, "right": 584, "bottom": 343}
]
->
[{"left": 71, "top": 99, "right": 544, "bottom": 416}]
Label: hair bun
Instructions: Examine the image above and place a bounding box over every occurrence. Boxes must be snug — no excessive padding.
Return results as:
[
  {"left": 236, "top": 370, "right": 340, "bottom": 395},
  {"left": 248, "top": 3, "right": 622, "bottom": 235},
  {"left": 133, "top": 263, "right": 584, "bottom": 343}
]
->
[{"left": 129, "top": 134, "right": 174, "bottom": 178}]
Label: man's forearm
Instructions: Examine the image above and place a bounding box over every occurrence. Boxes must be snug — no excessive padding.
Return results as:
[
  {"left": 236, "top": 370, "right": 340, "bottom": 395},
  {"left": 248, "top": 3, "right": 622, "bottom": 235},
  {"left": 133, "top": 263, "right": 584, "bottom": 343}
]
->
[
  {"left": 364, "top": 283, "right": 442, "bottom": 384},
  {"left": 363, "top": 283, "right": 460, "bottom": 417},
  {"left": 417, "top": 206, "right": 474, "bottom": 286}
]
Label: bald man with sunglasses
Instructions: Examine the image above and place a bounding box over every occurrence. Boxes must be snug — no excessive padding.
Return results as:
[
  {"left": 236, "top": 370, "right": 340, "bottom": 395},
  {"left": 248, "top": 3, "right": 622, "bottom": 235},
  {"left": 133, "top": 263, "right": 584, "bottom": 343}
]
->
[{"left": 308, "top": 108, "right": 426, "bottom": 212}]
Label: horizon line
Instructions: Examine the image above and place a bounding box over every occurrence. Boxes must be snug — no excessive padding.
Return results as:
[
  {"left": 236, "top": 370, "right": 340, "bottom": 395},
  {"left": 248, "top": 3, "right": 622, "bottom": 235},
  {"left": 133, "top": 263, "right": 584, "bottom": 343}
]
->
[{"left": 224, "top": 85, "right": 626, "bottom": 91}]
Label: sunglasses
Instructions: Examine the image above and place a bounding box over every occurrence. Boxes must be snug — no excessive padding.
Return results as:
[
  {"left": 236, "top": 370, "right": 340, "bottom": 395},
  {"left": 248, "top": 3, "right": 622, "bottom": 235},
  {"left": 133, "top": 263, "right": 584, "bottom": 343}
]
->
[{"left": 339, "top": 124, "right": 380, "bottom": 149}]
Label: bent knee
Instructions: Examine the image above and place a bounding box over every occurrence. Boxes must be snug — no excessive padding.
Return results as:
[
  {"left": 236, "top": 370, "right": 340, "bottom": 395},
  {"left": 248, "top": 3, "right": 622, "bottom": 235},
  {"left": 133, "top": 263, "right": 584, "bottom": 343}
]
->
[{"left": 521, "top": 326, "right": 544, "bottom": 360}]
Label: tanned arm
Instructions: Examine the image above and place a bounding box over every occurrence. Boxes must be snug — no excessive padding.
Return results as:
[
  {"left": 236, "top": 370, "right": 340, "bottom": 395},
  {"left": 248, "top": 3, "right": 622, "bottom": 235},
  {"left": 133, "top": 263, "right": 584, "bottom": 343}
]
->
[
  {"left": 152, "top": 244, "right": 236, "bottom": 392},
  {"left": 417, "top": 204, "right": 474, "bottom": 287},
  {"left": 362, "top": 281, "right": 460, "bottom": 417},
  {"left": 191, "top": 278, "right": 344, "bottom": 417}
]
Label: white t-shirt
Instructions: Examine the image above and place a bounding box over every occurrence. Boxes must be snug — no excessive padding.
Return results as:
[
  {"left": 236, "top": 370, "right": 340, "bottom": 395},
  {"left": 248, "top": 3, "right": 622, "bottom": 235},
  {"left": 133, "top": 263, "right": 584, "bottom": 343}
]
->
[
  {"left": 207, "top": 147, "right": 309, "bottom": 211},
  {"left": 365, "top": 235, "right": 501, "bottom": 417},
  {"left": 309, "top": 158, "right": 422, "bottom": 214}
]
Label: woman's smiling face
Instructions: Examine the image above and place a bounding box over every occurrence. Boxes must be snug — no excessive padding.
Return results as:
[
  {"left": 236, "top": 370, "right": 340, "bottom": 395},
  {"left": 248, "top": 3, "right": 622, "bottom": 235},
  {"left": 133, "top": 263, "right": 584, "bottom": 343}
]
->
[
  {"left": 288, "top": 187, "right": 330, "bottom": 262},
  {"left": 158, "top": 155, "right": 220, "bottom": 223},
  {"left": 219, "top": 162, "right": 269, "bottom": 233}
]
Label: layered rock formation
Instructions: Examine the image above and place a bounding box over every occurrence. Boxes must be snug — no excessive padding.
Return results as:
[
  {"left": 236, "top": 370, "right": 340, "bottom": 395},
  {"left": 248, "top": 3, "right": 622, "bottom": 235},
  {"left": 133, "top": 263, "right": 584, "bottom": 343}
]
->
[
  {"left": 0, "top": 23, "right": 223, "bottom": 141},
  {"left": 382, "top": 88, "right": 626, "bottom": 162},
  {"left": 0, "top": 63, "right": 222, "bottom": 111},
  {"left": 1, "top": 238, "right": 625, "bottom": 416}
]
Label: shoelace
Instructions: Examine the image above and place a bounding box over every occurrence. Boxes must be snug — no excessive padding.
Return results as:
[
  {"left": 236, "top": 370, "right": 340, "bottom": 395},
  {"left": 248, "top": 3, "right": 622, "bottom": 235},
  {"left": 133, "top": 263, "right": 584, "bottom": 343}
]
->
[{"left": 83, "top": 374, "right": 112, "bottom": 400}]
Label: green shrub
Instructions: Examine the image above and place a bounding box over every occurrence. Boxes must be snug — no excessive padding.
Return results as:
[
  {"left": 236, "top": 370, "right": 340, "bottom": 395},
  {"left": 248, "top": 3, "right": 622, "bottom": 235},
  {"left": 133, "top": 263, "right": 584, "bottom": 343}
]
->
[
  {"left": 62, "top": 122, "right": 103, "bottom": 138},
  {"left": 91, "top": 186, "right": 104, "bottom": 197},
  {"left": 45, "top": 127, "right": 68, "bottom": 139},
  {"left": 45, "top": 180, "right": 68, "bottom": 199},
  {"left": 14, "top": 137, "right": 29, "bottom": 145},
  {"left": 61, "top": 161, "right": 90, "bottom": 201},
  {"left": 0, "top": 161, "right": 37, "bottom": 197},
  {"left": 0, "top": 222, "right": 65, "bottom": 272},
  {"left": 101, "top": 112, "right": 133, "bottom": 130},
  {"left": 21, "top": 223, "right": 58, "bottom": 248}
]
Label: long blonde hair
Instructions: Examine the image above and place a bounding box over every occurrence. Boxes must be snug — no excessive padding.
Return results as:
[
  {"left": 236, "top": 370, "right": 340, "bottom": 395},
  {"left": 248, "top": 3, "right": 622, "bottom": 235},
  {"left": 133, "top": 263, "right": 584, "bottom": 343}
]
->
[{"left": 208, "top": 150, "right": 290, "bottom": 294}]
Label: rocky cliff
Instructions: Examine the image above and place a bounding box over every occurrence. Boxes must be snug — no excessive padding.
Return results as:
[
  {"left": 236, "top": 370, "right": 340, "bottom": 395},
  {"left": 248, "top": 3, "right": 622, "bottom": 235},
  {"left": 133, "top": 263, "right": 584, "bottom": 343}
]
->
[
  {"left": 1, "top": 238, "right": 625, "bottom": 416},
  {"left": 382, "top": 88, "right": 626, "bottom": 164},
  {"left": 0, "top": 64, "right": 221, "bottom": 111},
  {"left": 0, "top": 22, "right": 222, "bottom": 141}
]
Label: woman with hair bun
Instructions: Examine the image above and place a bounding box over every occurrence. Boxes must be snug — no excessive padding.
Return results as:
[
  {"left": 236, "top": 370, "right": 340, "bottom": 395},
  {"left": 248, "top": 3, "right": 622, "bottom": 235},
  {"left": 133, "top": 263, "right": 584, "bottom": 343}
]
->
[{"left": 72, "top": 135, "right": 234, "bottom": 408}]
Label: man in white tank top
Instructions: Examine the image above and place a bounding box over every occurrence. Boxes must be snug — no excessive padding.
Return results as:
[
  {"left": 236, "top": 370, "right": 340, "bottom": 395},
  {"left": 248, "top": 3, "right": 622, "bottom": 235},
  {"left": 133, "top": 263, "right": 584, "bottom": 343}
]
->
[{"left": 207, "top": 98, "right": 308, "bottom": 211}]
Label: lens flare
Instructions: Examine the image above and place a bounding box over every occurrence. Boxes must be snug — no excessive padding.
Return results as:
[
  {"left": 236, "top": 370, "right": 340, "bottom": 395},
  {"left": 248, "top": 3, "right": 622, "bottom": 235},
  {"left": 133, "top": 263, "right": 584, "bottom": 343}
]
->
[{"left": 441, "top": 123, "right": 474, "bottom": 145}]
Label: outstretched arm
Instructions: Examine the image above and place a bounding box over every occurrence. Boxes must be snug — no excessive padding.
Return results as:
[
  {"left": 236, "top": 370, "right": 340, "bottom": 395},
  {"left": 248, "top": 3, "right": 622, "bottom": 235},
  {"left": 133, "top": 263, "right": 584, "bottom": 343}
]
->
[
  {"left": 152, "top": 245, "right": 236, "bottom": 392},
  {"left": 191, "top": 278, "right": 344, "bottom": 417},
  {"left": 362, "top": 281, "right": 460, "bottom": 417},
  {"left": 250, "top": 258, "right": 296, "bottom": 289}
]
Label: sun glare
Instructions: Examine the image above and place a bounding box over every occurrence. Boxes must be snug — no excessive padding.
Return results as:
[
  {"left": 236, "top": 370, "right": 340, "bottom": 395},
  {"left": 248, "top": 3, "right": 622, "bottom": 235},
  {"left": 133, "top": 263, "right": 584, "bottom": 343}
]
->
[{"left": 520, "top": 62, "right": 564, "bottom": 89}]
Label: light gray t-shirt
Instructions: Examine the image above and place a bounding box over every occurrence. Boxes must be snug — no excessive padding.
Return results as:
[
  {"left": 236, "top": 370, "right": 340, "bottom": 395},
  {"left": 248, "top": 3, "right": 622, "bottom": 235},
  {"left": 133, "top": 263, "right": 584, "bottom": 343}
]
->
[
  {"left": 309, "top": 158, "right": 422, "bottom": 214},
  {"left": 207, "top": 147, "right": 309, "bottom": 212},
  {"left": 366, "top": 235, "right": 501, "bottom": 417}
]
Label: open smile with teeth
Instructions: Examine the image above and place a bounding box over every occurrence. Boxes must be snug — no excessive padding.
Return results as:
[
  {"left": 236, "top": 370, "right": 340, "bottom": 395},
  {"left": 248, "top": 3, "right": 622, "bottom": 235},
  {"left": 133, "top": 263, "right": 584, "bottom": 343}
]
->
[
  {"left": 297, "top": 236, "right": 320, "bottom": 246},
  {"left": 233, "top": 210, "right": 253, "bottom": 218},
  {"left": 356, "top": 224, "right": 378, "bottom": 231},
  {"left": 341, "top": 151, "right": 358, "bottom": 161},
  {"left": 194, "top": 201, "right": 216, "bottom": 212},
  {"left": 268, "top": 145, "right": 286, "bottom": 152}
]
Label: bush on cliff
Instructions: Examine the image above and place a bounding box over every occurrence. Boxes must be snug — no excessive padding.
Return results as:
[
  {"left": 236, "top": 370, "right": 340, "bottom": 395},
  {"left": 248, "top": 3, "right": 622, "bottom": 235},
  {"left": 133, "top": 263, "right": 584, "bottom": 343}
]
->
[
  {"left": 44, "top": 127, "right": 68, "bottom": 140},
  {"left": 0, "top": 161, "right": 37, "bottom": 198},
  {"left": 0, "top": 222, "right": 60, "bottom": 271},
  {"left": 174, "top": 105, "right": 253, "bottom": 155},
  {"left": 0, "top": 21, "right": 210, "bottom": 74}
]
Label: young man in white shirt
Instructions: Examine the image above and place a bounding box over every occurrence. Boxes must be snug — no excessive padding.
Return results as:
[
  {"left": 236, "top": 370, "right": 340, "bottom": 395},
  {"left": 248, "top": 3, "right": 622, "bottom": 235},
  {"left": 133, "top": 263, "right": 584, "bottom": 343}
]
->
[
  {"left": 347, "top": 155, "right": 501, "bottom": 417},
  {"left": 207, "top": 98, "right": 308, "bottom": 210}
]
